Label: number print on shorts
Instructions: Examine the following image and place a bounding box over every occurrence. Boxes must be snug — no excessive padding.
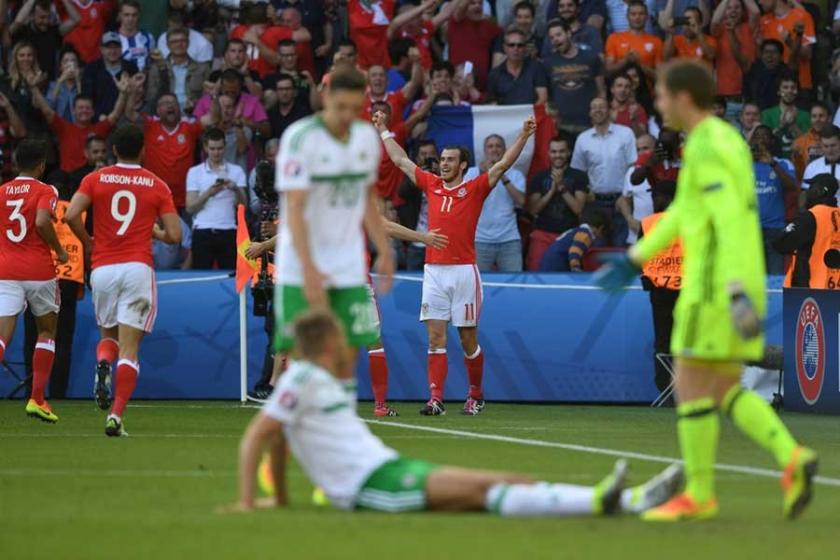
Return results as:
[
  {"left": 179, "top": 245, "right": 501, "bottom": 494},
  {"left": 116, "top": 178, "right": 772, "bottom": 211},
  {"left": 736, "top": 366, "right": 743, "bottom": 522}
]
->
[
  {"left": 111, "top": 190, "right": 137, "bottom": 236},
  {"left": 349, "top": 301, "right": 378, "bottom": 335},
  {"left": 464, "top": 303, "right": 476, "bottom": 322},
  {"left": 4, "top": 199, "right": 26, "bottom": 242}
]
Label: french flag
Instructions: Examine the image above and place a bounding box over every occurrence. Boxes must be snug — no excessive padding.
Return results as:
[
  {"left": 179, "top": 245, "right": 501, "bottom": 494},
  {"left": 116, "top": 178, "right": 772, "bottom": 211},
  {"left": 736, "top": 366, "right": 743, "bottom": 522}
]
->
[{"left": 424, "top": 104, "right": 556, "bottom": 180}]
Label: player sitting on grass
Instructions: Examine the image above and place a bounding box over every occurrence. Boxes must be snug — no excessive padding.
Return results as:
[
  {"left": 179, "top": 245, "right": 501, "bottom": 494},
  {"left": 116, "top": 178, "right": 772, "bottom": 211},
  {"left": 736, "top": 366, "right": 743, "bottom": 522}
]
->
[{"left": 224, "top": 309, "right": 684, "bottom": 515}]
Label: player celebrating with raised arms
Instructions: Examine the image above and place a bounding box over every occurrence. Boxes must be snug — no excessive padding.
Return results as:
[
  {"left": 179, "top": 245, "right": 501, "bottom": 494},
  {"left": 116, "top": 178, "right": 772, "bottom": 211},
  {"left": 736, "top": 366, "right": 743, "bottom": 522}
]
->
[
  {"left": 596, "top": 60, "right": 818, "bottom": 521},
  {"left": 225, "top": 309, "right": 683, "bottom": 516},
  {"left": 65, "top": 125, "right": 181, "bottom": 437},
  {"left": 273, "top": 63, "right": 394, "bottom": 381},
  {"left": 0, "top": 140, "right": 68, "bottom": 422},
  {"left": 373, "top": 111, "right": 536, "bottom": 416}
]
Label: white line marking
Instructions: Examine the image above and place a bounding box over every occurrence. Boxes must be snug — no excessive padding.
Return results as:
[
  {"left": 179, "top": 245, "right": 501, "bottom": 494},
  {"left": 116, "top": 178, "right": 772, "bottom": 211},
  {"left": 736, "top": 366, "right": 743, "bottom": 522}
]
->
[
  {"left": 365, "top": 419, "right": 840, "bottom": 488},
  {"left": 156, "top": 274, "right": 231, "bottom": 286},
  {"left": 0, "top": 468, "right": 234, "bottom": 478},
  {"left": 0, "top": 433, "right": 239, "bottom": 438}
]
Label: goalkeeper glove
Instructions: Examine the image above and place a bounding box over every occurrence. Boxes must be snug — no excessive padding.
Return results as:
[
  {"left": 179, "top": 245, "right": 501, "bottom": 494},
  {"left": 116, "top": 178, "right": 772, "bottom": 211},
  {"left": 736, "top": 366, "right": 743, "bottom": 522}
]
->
[
  {"left": 593, "top": 254, "right": 641, "bottom": 293},
  {"left": 730, "top": 292, "right": 762, "bottom": 340}
]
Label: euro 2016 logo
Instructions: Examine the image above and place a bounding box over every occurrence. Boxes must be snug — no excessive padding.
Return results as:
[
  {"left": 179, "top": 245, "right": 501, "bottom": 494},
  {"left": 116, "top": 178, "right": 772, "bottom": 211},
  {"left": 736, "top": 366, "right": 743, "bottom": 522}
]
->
[{"left": 795, "top": 298, "right": 825, "bottom": 405}]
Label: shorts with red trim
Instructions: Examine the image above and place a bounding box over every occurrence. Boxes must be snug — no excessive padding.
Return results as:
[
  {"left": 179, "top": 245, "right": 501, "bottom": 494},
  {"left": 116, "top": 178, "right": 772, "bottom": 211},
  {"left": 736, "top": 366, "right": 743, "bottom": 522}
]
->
[
  {"left": 419, "top": 264, "right": 482, "bottom": 327},
  {"left": 0, "top": 279, "right": 60, "bottom": 317},
  {"left": 91, "top": 262, "right": 157, "bottom": 332}
]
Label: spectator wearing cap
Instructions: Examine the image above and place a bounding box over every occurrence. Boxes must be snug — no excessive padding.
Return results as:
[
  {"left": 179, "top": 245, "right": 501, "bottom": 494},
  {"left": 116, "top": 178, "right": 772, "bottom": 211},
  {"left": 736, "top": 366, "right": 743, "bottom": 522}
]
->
[
  {"left": 743, "top": 39, "right": 791, "bottom": 111},
  {"left": 9, "top": 0, "right": 80, "bottom": 79},
  {"left": 605, "top": 1, "right": 663, "bottom": 81},
  {"left": 792, "top": 102, "right": 831, "bottom": 181},
  {"left": 802, "top": 126, "right": 840, "bottom": 205},
  {"left": 571, "top": 96, "right": 637, "bottom": 246},
  {"left": 116, "top": 0, "right": 156, "bottom": 71},
  {"left": 348, "top": 0, "right": 395, "bottom": 69},
  {"left": 773, "top": 173, "right": 840, "bottom": 288},
  {"left": 486, "top": 29, "right": 548, "bottom": 105},
  {"left": 82, "top": 31, "right": 138, "bottom": 120},
  {"left": 618, "top": 133, "right": 656, "bottom": 245},
  {"left": 448, "top": 0, "right": 502, "bottom": 89},
  {"left": 527, "top": 135, "right": 589, "bottom": 270},
  {"left": 464, "top": 134, "right": 528, "bottom": 272},
  {"left": 749, "top": 125, "right": 798, "bottom": 274},
  {"left": 761, "top": 75, "right": 809, "bottom": 160},
  {"left": 30, "top": 74, "right": 128, "bottom": 173},
  {"left": 147, "top": 28, "right": 210, "bottom": 114},
  {"left": 157, "top": 9, "right": 214, "bottom": 64},
  {"left": 491, "top": 2, "right": 543, "bottom": 66},
  {"left": 544, "top": 19, "right": 604, "bottom": 137},
  {"left": 542, "top": 0, "right": 604, "bottom": 57}
]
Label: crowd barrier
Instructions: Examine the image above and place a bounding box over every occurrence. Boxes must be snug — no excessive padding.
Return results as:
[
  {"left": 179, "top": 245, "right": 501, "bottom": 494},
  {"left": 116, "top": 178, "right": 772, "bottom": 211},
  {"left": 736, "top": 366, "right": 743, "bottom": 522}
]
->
[{"left": 1, "top": 272, "right": 784, "bottom": 402}]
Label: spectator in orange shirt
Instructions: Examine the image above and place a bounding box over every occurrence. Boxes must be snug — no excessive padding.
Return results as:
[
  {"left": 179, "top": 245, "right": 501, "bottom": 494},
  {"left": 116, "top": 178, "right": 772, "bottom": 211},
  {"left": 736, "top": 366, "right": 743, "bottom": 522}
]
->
[
  {"left": 610, "top": 73, "right": 647, "bottom": 136},
  {"left": 711, "top": 0, "right": 759, "bottom": 119},
  {"left": 791, "top": 101, "right": 831, "bottom": 180},
  {"left": 663, "top": 6, "right": 716, "bottom": 63},
  {"left": 759, "top": 0, "right": 816, "bottom": 100},
  {"left": 605, "top": 1, "right": 664, "bottom": 81}
]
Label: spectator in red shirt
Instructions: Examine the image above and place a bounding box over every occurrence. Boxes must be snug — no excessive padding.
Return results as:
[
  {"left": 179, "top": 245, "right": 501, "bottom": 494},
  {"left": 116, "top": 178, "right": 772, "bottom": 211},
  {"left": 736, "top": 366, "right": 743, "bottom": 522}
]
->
[
  {"left": 447, "top": 0, "right": 502, "bottom": 89},
  {"left": 219, "top": 39, "right": 265, "bottom": 98},
  {"left": 30, "top": 75, "right": 129, "bottom": 172},
  {"left": 125, "top": 92, "right": 219, "bottom": 212},
  {"left": 57, "top": 0, "right": 112, "bottom": 64},
  {"left": 229, "top": 3, "right": 309, "bottom": 79},
  {"left": 279, "top": 6, "right": 316, "bottom": 77},
  {"left": 363, "top": 51, "right": 424, "bottom": 128},
  {"left": 348, "top": 0, "right": 395, "bottom": 69},
  {"left": 628, "top": 128, "right": 682, "bottom": 189},
  {"left": 388, "top": 0, "right": 455, "bottom": 70},
  {"left": 610, "top": 73, "right": 647, "bottom": 136}
]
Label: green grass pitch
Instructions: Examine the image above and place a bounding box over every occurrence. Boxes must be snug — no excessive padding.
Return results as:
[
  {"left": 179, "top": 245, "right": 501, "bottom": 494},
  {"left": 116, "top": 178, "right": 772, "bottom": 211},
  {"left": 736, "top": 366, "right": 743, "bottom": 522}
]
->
[{"left": 1, "top": 401, "right": 836, "bottom": 559}]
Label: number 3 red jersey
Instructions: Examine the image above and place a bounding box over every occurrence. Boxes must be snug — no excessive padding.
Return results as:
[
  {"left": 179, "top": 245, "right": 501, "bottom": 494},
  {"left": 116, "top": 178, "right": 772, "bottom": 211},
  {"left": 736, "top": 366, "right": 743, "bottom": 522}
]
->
[
  {"left": 414, "top": 167, "right": 491, "bottom": 265},
  {"left": 0, "top": 177, "right": 58, "bottom": 281},
  {"left": 78, "top": 163, "right": 177, "bottom": 270}
]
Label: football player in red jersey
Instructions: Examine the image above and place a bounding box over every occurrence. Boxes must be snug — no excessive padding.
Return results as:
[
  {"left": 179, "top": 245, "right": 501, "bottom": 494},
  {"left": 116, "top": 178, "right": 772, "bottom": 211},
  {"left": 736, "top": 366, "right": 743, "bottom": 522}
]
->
[
  {"left": 373, "top": 112, "right": 536, "bottom": 415},
  {"left": 65, "top": 125, "right": 182, "bottom": 437},
  {"left": 0, "top": 140, "right": 68, "bottom": 422}
]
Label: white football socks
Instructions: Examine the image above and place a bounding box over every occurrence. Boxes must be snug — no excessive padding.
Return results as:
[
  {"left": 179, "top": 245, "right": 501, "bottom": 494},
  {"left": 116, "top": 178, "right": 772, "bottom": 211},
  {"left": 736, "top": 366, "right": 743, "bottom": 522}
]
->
[{"left": 485, "top": 482, "right": 595, "bottom": 517}]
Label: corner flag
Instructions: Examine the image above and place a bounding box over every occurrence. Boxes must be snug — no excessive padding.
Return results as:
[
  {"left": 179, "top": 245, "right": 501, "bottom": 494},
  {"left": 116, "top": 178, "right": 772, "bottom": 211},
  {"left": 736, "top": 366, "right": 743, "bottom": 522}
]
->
[{"left": 235, "top": 204, "right": 258, "bottom": 293}]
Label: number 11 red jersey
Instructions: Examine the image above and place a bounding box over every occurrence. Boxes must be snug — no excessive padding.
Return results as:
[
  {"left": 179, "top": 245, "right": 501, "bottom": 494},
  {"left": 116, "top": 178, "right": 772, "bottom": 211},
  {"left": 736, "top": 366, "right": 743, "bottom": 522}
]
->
[
  {"left": 414, "top": 167, "right": 491, "bottom": 265},
  {"left": 78, "top": 164, "right": 177, "bottom": 270}
]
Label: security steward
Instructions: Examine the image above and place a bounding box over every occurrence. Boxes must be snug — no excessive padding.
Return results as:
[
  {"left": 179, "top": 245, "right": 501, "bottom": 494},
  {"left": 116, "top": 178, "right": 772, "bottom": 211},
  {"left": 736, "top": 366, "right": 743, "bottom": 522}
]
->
[
  {"left": 773, "top": 173, "right": 840, "bottom": 289},
  {"left": 639, "top": 180, "right": 682, "bottom": 393}
]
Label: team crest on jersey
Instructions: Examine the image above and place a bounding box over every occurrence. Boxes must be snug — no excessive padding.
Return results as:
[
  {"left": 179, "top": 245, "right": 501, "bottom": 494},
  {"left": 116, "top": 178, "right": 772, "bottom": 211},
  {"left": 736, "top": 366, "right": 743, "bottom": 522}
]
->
[
  {"left": 645, "top": 43, "right": 654, "bottom": 52},
  {"left": 795, "top": 298, "right": 825, "bottom": 405},
  {"left": 278, "top": 390, "right": 298, "bottom": 410},
  {"left": 456, "top": 187, "right": 467, "bottom": 198},
  {"left": 91, "top": 7, "right": 98, "bottom": 17},
  {"left": 177, "top": 134, "right": 186, "bottom": 144}
]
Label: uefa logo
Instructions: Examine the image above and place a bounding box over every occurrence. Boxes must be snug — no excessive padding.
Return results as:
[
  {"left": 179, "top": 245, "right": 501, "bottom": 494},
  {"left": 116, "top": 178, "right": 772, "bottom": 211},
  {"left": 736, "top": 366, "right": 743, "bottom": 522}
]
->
[{"left": 795, "top": 298, "right": 825, "bottom": 405}]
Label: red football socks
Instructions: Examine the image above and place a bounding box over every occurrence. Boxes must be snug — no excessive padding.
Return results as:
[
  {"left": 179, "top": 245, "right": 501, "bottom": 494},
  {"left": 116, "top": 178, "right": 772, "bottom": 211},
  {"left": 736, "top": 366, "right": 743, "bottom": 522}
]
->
[
  {"left": 96, "top": 338, "right": 119, "bottom": 364},
  {"left": 428, "top": 350, "right": 448, "bottom": 401},
  {"left": 465, "top": 346, "right": 484, "bottom": 399},
  {"left": 111, "top": 359, "right": 139, "bottom": 418},
  {"left": 31, "top": 338, "right": 55, "bottom": 405},
  {"left": 368, "top": 349, "right": 389, "bottom": 405}
]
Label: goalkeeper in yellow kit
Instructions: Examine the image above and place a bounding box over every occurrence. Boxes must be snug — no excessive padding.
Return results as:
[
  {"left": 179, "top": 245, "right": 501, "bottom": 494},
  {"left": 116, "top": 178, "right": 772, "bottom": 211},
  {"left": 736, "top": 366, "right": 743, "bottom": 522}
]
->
[{"left": 596, "top": 60, "right": 818, "bottom": 521}]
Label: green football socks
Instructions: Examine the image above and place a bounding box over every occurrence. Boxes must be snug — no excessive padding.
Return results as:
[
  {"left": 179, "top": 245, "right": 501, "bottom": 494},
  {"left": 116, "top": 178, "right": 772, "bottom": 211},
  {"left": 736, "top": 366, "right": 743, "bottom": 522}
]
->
[
  {"left": 677, "top": 397, "right": 719, "bottom": 504},
  {"left": 723, "top": 386, "right": 798, "bottom": 468}
]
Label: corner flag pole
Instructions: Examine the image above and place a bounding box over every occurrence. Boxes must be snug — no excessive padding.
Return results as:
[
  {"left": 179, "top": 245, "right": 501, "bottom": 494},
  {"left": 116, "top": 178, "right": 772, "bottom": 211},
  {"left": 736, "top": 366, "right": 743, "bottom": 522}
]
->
[{"left": 239, "top": 289, "right": 247, "bottom": 403}]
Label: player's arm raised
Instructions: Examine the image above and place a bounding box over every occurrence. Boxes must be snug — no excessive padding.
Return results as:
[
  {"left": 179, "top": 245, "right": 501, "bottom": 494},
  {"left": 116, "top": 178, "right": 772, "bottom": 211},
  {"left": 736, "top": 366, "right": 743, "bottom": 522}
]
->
[
  {"left": 487, "top": 116, "right": 537, "bottom": 188},
  {"left": 371, "top": 111, "right": 418, "bottom": 182}
]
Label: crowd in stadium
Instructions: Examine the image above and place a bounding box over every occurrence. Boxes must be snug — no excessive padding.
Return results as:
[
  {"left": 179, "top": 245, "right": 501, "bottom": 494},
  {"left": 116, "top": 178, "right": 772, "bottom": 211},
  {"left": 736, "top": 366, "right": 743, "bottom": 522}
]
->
[{"left": 0, "top": 0, "right": 838, "bottom": 274}]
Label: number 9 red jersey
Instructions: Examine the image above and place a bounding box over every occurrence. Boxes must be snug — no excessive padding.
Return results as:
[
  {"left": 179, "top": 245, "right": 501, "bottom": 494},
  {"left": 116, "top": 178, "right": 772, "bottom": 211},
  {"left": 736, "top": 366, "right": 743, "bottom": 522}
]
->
[
  {"left": 414, "top": 167, "right": 491, "bottom": 265},
  {"left": 78, "top": 164, "right": 177, "bottom": 270}
]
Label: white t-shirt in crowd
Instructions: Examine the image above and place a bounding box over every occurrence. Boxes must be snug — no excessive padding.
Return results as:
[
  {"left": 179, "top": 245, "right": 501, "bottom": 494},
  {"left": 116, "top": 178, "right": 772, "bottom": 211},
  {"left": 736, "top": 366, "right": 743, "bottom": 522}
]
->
[
  {"left": 262, "top": 360, "right": 398, "bottom": 510},
  {"left": 802, "top": 156, "right": 840, "bottom": 204},
  {"left": 465, "top": 166, "right": 525, "bottom": 243},
  {"left": 157, "top": 29, "right": 214, "bottom": 63},
  {"left": 622, "top": 167, "right": 653, "bottom": 244},
  {"left": 186, "top": 161, "right": 247, "bottom": 230},
  {"left": 275, "top": 116, "right": 381, "bottom": 287}
]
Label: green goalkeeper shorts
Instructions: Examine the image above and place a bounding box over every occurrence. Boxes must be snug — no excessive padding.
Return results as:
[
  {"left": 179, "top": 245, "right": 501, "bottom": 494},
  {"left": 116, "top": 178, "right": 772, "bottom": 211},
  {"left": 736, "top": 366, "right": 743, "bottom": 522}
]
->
[
  {"left": 672, "top": 298, "right": 765, "bottom": 364},
  {"left": 355, "top": 458, "right": 440, "bottom": 513},
  {"left": 274, "top": 284, "right": 380, "bottom": 351}
]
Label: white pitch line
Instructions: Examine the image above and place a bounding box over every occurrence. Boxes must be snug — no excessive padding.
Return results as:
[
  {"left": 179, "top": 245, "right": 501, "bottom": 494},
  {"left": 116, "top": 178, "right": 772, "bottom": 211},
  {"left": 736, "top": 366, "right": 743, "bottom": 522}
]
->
[
  {"left": 0, "top": 468, "right": 235, "bottom": 478},
  {"left": 365, "top": 419, "right": 840, "bottom": 488},
  {"left": 156, "top": 274, "right": 231, "bottom": 286}
]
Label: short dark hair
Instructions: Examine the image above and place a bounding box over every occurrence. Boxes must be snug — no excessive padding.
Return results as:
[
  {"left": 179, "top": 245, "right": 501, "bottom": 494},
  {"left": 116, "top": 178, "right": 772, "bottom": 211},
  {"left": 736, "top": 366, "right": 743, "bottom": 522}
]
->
[
  {"left": 777, "top": 74, "right": 798, "bottom": 89},
  {"left": 431, "top": 61, "right": 454, "bottom": 77},
  {"left": 224, "top": 39, "right": 246, "bottom": 53},
  {"left": 761, "top": 38, "right": 784, "bottom": 54},
  {"left": 203, "top": 127, "right": 226, "bottom": 145},
  {"left": 329, "top": 64, "right": 367, "bottom": 93},
  {"left": 416, "top": 138, "right": 438, "bottom": 155},
  {"left": 441, "top": 145, "right": 471, "bottom": 165},
  {"left": 167, "top": 27, "right": 189, "bottom": 42},
  {"left": 274, "top": 72, "right": 295, "bottom": 88},
  {"left": 112, "top": 125, "right": 145, "bottom": 160},
  {"left": 660, "top": 59, "right": 715, "bottom": 110},
  {"left": 389, "top": 38, "right": 414, "bottom": 66},
  {"left": 13, "top": 139, "right": 47, "bottom": 171},
  {"left": 627, "top": 0, "right": 647, "bottom": 12},
  {"left": 820, "top": 125, "right": 840, "bottom": 140},
  {"left": 513, "top": 1, "right": 535, "bottom": 16},
  {"left": 220, "top": 68, "right": 244, "bottom": 84},
  {"left": 713, "top": 95, "right": 727, "bottom": 109},
  {"left": 580, "top": 205, "right": 609, "bottom": 233},
  {"left": 338, "top": 39, "right": 357, "bottom": 52},
  {"left": 684, "top": 6, "right": 702, "bottom": 19},
  {"left": 120, "top": 0, "right": 141, "bottom": 12},
  {"left": 74, "top": 95, "right": 94, "bottom": 107},
  {"left": 34, "top": 0, "right": 51, "bottom": 13},
  {"left": 549, "top": 134, "right": 571, "bottom": 149},
  {"left": 85, "top": 135, "right": 106, "bottom": 149},
  {"left": 371, "top": 100, "right": 391, "bottom": 114},
  {"left": 546, "top": 18, "right": 571, "bottom": 34},
  {"left": 811, "top": 101, "right": 831, "bottom": 114},
  {"left": 278, "top": 38, "right": 296, "bottom": 50}
]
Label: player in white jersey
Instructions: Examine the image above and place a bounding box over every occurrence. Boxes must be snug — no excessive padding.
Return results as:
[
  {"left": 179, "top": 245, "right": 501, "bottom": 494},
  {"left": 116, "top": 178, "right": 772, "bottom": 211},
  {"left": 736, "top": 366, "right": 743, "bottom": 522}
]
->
[
  {"left": 273, "top": 63, "right": 393, "bottom": 377},
  {"left": 225, "top": 309, "right": 683, "bottom": 516}
]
